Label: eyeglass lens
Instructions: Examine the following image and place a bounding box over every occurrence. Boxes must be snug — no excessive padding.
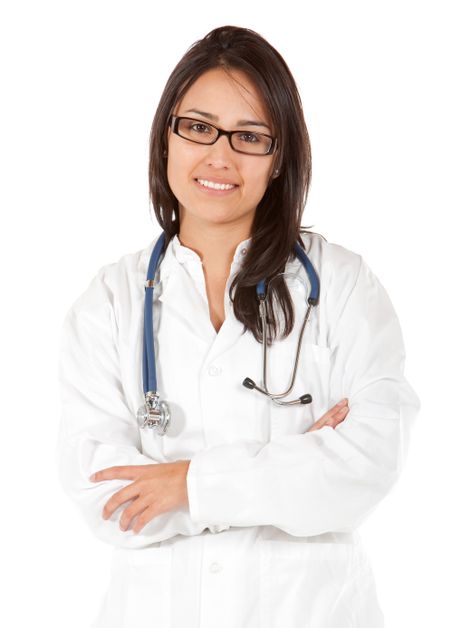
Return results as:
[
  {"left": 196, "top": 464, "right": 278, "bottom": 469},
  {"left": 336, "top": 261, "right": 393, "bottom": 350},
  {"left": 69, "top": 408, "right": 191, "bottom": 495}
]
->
[{"left": 176, "top": 117, "right": 273, "bottom": 155}]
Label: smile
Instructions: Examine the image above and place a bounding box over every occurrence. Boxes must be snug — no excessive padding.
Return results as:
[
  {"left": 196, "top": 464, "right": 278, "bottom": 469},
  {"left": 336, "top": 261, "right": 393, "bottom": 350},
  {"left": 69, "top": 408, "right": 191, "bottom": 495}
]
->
[{"left": 195, "top": 178, "right": 237, "bottom": 191}]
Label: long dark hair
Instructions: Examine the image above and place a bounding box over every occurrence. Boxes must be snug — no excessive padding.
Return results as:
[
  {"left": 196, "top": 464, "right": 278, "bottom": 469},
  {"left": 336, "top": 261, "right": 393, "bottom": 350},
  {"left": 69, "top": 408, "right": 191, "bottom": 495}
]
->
[{"left": 149, "top": 25, "right": 312, "bottom": 345}]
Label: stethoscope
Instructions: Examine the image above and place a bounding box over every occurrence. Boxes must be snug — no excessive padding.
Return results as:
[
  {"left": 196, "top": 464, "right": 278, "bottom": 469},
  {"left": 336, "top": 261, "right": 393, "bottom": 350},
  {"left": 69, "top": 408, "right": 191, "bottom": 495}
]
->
[{"left": 137, "top": 232, "right": 320, "bottom": 435}]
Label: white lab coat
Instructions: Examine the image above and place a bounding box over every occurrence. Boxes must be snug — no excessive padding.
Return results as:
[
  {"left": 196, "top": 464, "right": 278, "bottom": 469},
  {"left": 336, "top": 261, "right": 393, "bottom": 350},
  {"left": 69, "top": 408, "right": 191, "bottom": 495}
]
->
[{"left": 57, "top": 231, "right": 420, "bottom": 628}]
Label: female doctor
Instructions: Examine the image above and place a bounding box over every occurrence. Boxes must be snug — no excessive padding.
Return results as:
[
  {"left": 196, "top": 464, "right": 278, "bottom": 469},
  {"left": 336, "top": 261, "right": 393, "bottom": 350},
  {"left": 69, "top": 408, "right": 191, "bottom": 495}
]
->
[{"left": 57, "top": 25, "right": 420, "bottom": 628}]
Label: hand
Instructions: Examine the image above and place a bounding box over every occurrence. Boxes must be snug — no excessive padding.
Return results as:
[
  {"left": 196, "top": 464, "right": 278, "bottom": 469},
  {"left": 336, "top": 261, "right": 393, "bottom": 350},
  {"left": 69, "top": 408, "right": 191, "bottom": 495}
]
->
[
  {"left": 90, "top": 460, "right": 191, "bottom": 534},
  {"left": 306, "top": 399, "right": 349, "bottom": 433}
]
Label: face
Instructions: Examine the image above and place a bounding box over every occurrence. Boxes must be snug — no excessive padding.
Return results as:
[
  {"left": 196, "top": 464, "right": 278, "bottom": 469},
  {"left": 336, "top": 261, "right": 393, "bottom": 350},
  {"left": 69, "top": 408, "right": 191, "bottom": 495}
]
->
[{"left": 166, "top": 67, "right": 277, "bottom": 231}]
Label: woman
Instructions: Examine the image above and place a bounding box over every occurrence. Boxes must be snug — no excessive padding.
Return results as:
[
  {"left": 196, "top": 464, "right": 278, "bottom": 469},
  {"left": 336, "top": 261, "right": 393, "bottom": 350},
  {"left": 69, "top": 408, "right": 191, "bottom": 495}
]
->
[{"left": 57, "top": 25, "right": 420, "bottom": 628}]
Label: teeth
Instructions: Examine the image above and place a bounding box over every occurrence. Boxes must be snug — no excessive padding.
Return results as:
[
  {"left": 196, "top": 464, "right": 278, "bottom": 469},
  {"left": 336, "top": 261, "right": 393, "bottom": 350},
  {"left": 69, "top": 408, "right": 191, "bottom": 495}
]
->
[{"left": 197, "top": 178, "right": 236, "bottom": 191}]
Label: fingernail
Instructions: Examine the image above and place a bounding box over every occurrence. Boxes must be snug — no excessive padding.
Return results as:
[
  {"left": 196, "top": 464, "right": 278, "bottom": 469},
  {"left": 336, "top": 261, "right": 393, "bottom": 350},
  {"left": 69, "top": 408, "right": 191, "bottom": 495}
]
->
[
  {"left": 337, "top": 399, "right": 348, "bottom": 406},
  {"left": 90, "top": 473, "right": 96, "bottom": 481}
]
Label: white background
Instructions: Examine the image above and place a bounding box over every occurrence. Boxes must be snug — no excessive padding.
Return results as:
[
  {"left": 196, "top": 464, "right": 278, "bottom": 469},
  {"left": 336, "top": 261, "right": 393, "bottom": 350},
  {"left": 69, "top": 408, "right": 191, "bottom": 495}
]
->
[{"left": 1, "top": 0, "right": 448, "bottom": 626}]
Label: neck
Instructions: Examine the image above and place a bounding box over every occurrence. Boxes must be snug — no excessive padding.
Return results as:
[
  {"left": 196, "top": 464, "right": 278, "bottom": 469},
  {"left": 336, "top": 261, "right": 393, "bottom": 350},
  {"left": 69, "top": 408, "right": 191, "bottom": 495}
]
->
[{"left": 178, "top": 217, "right": 251, "bottom": 277}]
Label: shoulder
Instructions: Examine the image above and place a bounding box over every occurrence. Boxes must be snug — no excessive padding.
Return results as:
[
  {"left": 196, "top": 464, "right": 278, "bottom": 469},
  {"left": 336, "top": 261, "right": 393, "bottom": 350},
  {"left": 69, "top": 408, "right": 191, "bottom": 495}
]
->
[
  {"left": 300, "top": 231, "right": 363, "bottom": 283},
  {"left": 98, "top": 245, "right": 152, "bottom": 297},
  {"left": 299, "top": 231, "right": 388, "bottom": 320},
  {"left": 64, "top": 237, "right": 159, "bottom": 320}
]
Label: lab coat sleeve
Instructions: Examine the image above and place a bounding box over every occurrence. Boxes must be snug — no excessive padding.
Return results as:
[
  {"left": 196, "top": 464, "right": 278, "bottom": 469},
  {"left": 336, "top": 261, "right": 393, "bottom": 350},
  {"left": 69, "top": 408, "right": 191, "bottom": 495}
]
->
[
  {"left": 186, "top": 255, "right": 421, "bottom": 536},
  {"left": 56, "top": 269, "right": 205, "bottom": 548}
]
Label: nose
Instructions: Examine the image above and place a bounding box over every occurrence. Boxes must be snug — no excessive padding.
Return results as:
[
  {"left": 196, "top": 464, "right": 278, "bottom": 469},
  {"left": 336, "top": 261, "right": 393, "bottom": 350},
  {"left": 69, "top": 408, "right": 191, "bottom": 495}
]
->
[{"left": 204, "top": 134, "right": 235, "bottom": 168}]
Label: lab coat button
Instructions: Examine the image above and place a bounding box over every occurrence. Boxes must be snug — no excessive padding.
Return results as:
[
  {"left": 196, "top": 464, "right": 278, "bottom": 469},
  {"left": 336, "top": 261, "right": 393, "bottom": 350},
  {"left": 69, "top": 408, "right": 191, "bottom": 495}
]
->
[
  {"left": 207, "top": 365, "right": 222, "bottom": 376},
  {"left": 209, "top": 561, "right": 222, "bottom": 573}
]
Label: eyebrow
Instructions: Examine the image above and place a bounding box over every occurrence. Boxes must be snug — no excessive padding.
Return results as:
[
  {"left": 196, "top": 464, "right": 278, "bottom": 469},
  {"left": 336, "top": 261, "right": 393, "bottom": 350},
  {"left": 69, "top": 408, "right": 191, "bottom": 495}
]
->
[{"left": 183, "top": 109, "right": 271, "bottom": 130}]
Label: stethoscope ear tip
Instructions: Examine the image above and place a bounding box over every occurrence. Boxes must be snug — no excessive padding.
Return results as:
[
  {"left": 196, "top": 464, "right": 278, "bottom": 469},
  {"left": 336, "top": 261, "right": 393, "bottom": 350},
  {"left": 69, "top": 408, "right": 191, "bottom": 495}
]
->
[
  {"left": 300, "top": 394, "right": 313, "bottom": 404},
  {"left": 242, "top": 377, "right": 256, "bottom": 390}
]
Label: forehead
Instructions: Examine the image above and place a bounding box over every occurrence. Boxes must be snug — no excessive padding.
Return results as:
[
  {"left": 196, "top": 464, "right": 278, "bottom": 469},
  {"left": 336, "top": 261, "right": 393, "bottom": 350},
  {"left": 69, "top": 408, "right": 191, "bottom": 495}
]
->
[{"left": 175, "top": 67, "right": 271, "bottom": 124}]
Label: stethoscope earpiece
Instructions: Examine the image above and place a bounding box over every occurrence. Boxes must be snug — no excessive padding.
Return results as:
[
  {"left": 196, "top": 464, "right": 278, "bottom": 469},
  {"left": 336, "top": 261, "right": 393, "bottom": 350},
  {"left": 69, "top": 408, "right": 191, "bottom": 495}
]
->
[{"left": 242, "top": 379, "right": 313, "bottom": 405}]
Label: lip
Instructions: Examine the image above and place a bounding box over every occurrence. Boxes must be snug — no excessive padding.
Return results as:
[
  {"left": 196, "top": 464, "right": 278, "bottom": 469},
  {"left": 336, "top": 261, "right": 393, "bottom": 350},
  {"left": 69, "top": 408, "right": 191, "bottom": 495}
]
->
[{"left": 194, "top": 177, "right": 239, "bottom": 196}]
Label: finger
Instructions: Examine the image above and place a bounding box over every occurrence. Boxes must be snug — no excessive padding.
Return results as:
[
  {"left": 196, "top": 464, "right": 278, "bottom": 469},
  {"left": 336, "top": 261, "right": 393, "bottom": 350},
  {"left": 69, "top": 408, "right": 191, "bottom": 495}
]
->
[
  {"left": 321, "top": 405, "right": 349, "bottom": 428},
  {"left": 306, "top": 403, "right": 349, "bottom": 433},
  {"left": 308, "top": 407, "right": 343, "bottom": 431},
  {"left": 321, "top": 399, "right": 348, "bottom": 421},
  {"left": 90, "top": 466, "right": 140, "bottom": 483},
  {"left": 102, "top": 484, "right": 140, "bottom": 520},
  {"left": 317, "top": 401, "right": 348, "bottom": 426},
  {"left": 126, "top": 486, "right": 179, "bottom": 533},
  {"left": 307, "top": 410, "right": 340, "bottom": 432},
  {"left": 132, "top": 505, "right": 157, "bottom": 534},
  {"left": 306, "top": 418, "right": 327, "bottom": 433},
  {"left": 119, "top": 497, "right": 150, "bottom": 531},
  {"left": 327, "top": 405, "right": 349, "bottom": 427}
]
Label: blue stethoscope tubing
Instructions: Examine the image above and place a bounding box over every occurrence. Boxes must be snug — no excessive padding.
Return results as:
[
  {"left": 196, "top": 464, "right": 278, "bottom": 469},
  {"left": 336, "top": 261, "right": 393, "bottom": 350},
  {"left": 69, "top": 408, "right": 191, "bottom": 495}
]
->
[
  {"left": 143, "top": 232, "right": 166, "bottom": 396},
  {"left": 257, "top": 241, "right": 319, "bottom": 304},
  {"left": 140, "top": 232, "right": 320, "bottom": 431}
]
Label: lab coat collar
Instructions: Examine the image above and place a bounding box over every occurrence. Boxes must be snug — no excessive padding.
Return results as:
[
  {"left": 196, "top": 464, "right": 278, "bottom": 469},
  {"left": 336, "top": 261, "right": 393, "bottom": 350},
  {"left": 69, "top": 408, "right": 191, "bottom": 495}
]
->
[
  {"left": 139, "top": 233, "right": 252, "bottom": 282},
  {"left": 140, "top": 233, "right": 252, "bottom": 357},
  {"left": 170, "top": 233, "right": 252, "bottom": 269},
  {"left": 140, "top": 231, "right": 308, "bottom": 295},
  {"left": 138, "top": 232, "right": 306, "bottom": 361}
]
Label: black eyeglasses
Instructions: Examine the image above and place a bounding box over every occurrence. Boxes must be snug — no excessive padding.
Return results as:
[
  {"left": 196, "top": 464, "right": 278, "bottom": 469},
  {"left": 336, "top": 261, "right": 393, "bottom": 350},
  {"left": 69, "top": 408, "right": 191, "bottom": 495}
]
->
[{"left": 169, "top": 115, "right": 277, "bottom": 156}]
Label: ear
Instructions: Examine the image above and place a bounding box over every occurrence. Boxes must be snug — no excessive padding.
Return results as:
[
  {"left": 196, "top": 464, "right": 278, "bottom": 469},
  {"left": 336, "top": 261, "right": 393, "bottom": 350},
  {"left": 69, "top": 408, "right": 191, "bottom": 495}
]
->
[
  {"left": 164, "top": 125, "right": 171, "bottom": 158},
  {"left": 271, "top": 149, "right": 281, "bottom": 179}
]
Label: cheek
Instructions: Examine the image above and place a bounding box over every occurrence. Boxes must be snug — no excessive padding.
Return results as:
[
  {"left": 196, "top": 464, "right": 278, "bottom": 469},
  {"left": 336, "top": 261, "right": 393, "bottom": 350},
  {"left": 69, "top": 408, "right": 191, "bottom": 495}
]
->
[
  {"left": 244, "top": 165, "right": 272, "bottom": 198},
  {"left": 167, "top": 143, "right": 199, "bottom": 187},
  {"left": 166, "top": 155, "right": 177, "bottom": 187},
  {"left": 166, "top": 152, "right": 188, "bottom": 196},
  {"left": 166, "top": 162, "right": 178, "bottom": 200}
]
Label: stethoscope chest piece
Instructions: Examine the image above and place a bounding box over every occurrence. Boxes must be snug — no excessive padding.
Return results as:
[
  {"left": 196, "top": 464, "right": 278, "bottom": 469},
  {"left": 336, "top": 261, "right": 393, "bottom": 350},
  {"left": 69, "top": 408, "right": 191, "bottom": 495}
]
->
[
  {"left": 138, "top": 233, "right": 321, "bottom": 435},
  {"left": 137, "top": 391, "right": 170, "bottom": 435}
]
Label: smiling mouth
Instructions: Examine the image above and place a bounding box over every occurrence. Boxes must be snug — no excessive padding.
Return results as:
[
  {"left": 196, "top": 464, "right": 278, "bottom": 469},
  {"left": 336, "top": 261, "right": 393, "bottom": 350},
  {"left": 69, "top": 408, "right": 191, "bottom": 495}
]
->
[{"left": 195, "top": 178, "right": 238, "bottom": 191}]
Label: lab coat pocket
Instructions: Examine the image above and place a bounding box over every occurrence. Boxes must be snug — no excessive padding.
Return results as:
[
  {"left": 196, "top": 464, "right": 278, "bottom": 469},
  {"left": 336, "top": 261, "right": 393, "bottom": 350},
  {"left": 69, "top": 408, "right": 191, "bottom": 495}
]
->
[
  {"left": 259, "top": 537, "right": 381, "bottom": 628},
  {"left": 105, "top": 545, "right": 172, "bottom": 628}
]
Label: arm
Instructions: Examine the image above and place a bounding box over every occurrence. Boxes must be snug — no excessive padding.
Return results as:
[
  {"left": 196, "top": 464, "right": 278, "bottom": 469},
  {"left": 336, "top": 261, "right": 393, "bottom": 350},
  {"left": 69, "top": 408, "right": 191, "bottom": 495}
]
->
[
  {"left": 186, "top": 256, "right": 421, "bottom": 536},
  {"left": 56, "top": 270, "right": 205, "bottom": 548}
]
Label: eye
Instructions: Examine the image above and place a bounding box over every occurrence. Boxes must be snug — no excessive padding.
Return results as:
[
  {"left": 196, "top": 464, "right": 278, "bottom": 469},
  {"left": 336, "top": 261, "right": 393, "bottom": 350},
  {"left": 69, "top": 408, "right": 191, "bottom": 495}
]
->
[
  {"left": 236, "top": 132, "right": 261, "bottom": 144},
  {"left": 189, "top": 121, "right": 213, "bottom": 134}
]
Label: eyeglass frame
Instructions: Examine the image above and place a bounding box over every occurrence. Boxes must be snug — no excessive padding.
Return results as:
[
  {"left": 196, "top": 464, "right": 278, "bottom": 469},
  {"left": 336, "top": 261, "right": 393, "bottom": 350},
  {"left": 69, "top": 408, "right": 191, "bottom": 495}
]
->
[{"left": 168, "top": 114, "right": 278, "bottom": 156}]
